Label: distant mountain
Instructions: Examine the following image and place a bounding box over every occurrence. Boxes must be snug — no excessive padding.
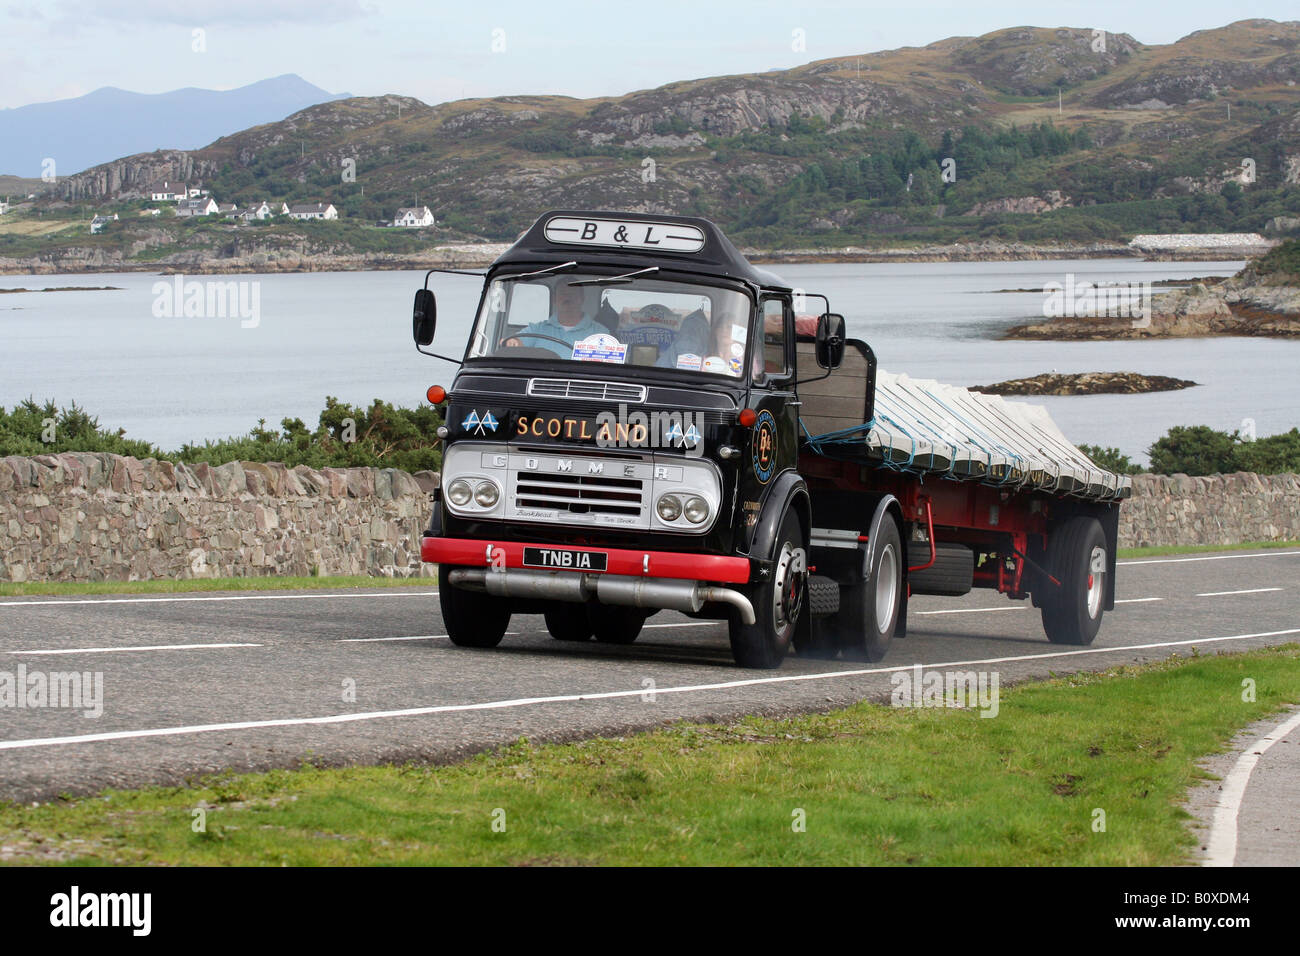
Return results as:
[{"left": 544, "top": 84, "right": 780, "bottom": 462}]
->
[{"left": 0, "top": 74, "right": 349, "bottom": 177}]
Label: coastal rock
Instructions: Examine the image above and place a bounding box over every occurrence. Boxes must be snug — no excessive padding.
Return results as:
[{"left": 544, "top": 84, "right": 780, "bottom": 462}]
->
[{"left": 973, "top": 371, "right": 1199, "bottom": 395}]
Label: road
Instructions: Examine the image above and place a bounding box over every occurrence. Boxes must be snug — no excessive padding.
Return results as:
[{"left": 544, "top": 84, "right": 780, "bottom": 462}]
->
[{"left": 0, "top": 548, "right": 1296, "bottom": 814}]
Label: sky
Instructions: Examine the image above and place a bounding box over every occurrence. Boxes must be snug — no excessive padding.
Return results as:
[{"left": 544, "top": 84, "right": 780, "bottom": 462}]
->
[{"left": 2, "top": 0, "right": 1298, "bottom": 111}]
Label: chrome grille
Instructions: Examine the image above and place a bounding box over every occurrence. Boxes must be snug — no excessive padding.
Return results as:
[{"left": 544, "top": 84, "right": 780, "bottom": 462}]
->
[
  {"left": 514, "top": 472, "right": 643, "bottom": 517},
  {"left": 527, "top": 378, "right": 647, "bottom": 403}
]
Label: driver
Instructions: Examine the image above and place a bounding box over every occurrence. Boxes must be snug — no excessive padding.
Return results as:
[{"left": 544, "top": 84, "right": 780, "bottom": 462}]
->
[{"left": 502, "top": 282, "right": 606, "bottom": 358}]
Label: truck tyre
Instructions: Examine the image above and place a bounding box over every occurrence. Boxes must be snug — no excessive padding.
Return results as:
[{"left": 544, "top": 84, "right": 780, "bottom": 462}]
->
[
  {"left": 730, "top": 510, "right": 805, "bottom": 669},
  {"left": 838, "top": 517, "right": 903, "bottom": 662},
  {"left": 588, "top": 605, "right": 646, "bottom": 644},
  {"left": 440, "top": 569, "right": 510, "bottom": 647},
  {"left": 545, "top": 603, "right": 593, "bottom": 642},
  {"left": 1040, "top": 516, "right": 1106, "bottom": 645}
]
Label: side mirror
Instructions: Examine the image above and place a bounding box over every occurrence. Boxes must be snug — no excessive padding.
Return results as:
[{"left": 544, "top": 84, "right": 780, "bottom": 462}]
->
[
  {"left": 413, "top": 289, "right": 437, "bottom": 346},
  {"left": 815, "top": 312, "right": 846, "bottom": 370}
]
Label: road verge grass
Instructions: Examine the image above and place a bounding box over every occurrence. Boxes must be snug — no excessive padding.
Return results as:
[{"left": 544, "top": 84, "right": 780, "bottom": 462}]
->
[
  {"left": 1117, "top": 539, "right": 1300, "bottom": 558},
  {"left": 2, "top": 645, "right": 1297, "bottom": 865},
  {"left": 0, "top": 575, "right": 436, "bottom": 597}
]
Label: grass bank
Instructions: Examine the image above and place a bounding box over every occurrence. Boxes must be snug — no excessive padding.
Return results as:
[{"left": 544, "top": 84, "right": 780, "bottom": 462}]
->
[
  {"left": 3, "top": 645, "right": 1296, "bottom": 865},
  {"left": 0, "top": 575, "right": 435, "bottom": 597}
]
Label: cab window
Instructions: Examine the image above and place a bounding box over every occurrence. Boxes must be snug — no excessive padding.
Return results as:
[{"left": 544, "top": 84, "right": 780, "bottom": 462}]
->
[{"left": 760, "top": 297, "right": 788, "bottom": 380}]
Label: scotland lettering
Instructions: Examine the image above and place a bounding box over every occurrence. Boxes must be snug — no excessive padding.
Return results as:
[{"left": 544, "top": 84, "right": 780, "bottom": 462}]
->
[{"left": 0, "top": 665, "right": 103, "bottom": 718}]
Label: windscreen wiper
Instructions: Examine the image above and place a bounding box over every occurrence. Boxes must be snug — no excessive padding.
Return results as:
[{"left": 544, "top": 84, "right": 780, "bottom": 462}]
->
[
  {"left": 498, "top": 261, "right": 578, "bottom": 281},
  {"left": 567, "top": 267, "right": 660, "bottom": 286}
]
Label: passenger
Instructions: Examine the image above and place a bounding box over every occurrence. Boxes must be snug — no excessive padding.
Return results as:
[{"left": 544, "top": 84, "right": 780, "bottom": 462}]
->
[
  {"left": 502, "top": 282, "right": 607, "bottom": 358},
  {"left": 656, "top": 308, "right": 712, "bottom": 370}
]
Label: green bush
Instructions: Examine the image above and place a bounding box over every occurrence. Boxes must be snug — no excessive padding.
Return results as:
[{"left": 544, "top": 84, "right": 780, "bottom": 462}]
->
[
  {"left": 1077, "top": 444, "right": 1141, "bottom": 475},
  {"left": 1147, "top": 425, "right": 1239, "bottom": 476}
]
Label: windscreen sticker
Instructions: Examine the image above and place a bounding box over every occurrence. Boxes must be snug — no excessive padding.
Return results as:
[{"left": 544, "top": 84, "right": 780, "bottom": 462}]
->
[
  {"left": 730, "top": 341, "right": 745, "bottom": 358},
  {"left": 675, "top": 352, "right": 703, "bottom": 371},
  {"left": 731, "top": 323, "right": 748, "bottom": 343},
  {"left": 702, "top": 356, "right": 729, "bottom": 374},
  {"left": 728, "top": 357, "right": 743, "bottom": 375},
  {"left": 571, "top": 333, "right": 628, "bottom": 364}
]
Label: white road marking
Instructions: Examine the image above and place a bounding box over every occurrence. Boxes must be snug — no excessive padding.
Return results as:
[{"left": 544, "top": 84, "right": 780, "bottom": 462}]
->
[
  {"left": 11, "top": 642, "right": 262, "bottom": 656},
  {"left": 915, "top": 606, "right": 1025, "bottom": 616},
  {"left": 1121, "top": 550, "right": 1300, "bottom": 566},
  {"left": 0, "top": 591, "right": 436, "bottom": 609},
  {"left": 4, "top": 627, "right": 1297, "bottom": 752},
  {"left": 1204, "top": 707, "right": 1300, "bottom": 867},
  {"left": 1196, "top": 588, "right": 1283, "bottom": 598},
  {"left": 1115, "top": 597, "right": 1163, "bottom": 604},
  {"left": 643, "top": 622, "right": 722, "bottom": 629},
  {"left": 336, "top": 635, "right": 448, "bottom": 644}
]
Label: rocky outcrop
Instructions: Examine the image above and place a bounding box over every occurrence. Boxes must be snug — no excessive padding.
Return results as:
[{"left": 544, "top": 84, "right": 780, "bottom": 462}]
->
[
  {"left": 973, "top": 372, "right": 1198, "bottom": 395},
  {"left": 964, "top": 191, "right": 1070, "bottom": 216}
]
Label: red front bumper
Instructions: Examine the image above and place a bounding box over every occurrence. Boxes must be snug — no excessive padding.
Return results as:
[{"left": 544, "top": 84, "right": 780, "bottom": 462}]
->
[{"left": 421, "top": 536, "right": 752, "bottom": 585}]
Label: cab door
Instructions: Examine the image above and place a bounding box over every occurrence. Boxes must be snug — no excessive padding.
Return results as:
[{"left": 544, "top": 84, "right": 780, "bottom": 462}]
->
[{"left": 739, "top": 293, "right": 799, "bottom": 530}]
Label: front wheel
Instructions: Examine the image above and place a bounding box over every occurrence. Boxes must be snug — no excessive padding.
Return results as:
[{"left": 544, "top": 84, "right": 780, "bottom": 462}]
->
[
  {"left": 588, "top": 605, "right": 646, "bottom": 644},
  {"left": 729, "top": 510, "right": 805, "bottom": 669},
  {"left": 1040, "top": 516, "right": 1107, "bottom": 645},
  {"left": 440, "top": 568, "right": 511, "bottom": 647}
]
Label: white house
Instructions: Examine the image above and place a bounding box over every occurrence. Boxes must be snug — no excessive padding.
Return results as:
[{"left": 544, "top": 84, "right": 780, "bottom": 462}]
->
[
  {"left": 0, "top": 200, "right": 9, "bottom": 216},
  {"left": 175, "top": 197, "right": 219, "bottom": 217},
  {"left": 218, "top": 203, "right": 239, "bottom": 216},
  {"left": 90, "top": 213, "right": 118, "bottom": 234},
  {"left": 240, "top": 200, "right": 288, "bottom": 221},
  {"left": 148, "top": 181, "right": 187, "bottom": 202},
  {"left": 393, "top": 206, "right": 434, "bottom": 228},
  {"left": 288, "top": 202, "right": 338, "bottom": 221}
]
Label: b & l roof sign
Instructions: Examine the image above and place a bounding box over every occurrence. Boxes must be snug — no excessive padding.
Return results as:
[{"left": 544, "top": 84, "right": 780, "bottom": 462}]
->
[{"left": 544, "top": 216, "right": 706, "bottom": 253}]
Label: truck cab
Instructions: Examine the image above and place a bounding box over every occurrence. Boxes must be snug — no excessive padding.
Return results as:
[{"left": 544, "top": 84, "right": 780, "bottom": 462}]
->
[{"left": 414, "top": 210, "right": 846, "bottom": 667}]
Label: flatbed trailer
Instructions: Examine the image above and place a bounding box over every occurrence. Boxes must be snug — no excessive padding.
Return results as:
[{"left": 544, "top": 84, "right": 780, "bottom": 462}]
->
[{"left": 413, "top": 210, "right": 1129, "bottom": 668}]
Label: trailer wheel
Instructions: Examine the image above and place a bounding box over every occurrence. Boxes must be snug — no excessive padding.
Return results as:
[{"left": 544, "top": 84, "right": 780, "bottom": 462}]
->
[
  {"left": 839, "top": 517, "right": 903, "bottom": 662},
  {"left": 440, "top": 569, "right": 511, "bottom": 648},
  {"left": 545, "top": 603, "right": 593, "bottom": 642},
  {"left": 1040, "top": 516, "right": 1106, "bottom": 646},
  {"left": 588, "top": 605, "right": 646, "bottom": 644},
  {"left": 729, "top": 510, "right": 805, "bottom": 669}
]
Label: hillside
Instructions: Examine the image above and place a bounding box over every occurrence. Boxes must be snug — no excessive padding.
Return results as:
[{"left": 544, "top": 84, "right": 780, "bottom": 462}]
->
[{"left": 5, "top": 19, "right": 1300, "bottom": 271}]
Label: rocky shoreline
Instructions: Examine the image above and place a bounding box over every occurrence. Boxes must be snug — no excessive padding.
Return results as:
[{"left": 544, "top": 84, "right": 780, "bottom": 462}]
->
[
  {"left": 973, "top": 372, "right": 1199, "bottom": 395},
  {"left": 0, "top": 241, "right": 1264, "bottom": 276}
]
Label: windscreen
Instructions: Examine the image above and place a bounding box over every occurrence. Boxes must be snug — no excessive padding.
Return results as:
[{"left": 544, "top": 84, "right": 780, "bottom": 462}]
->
[{"left": 466, "top": 272, "right": 754, "bottom": 379}]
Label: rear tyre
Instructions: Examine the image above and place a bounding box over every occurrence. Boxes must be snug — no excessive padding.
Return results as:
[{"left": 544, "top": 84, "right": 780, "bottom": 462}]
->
[
  {"left": 440, "top": 568, "right": 510, "bottom": 648},
  {"left": 1040, "top": 516, "right": 1107, "bottom": 646},
  {"left": 545, "top": 603, "right": 593, "bottom": 642},
  {"left": 588, "top": 605, "right": 646, "bottom": 644},
  {"left": 729, "top": 510, "right": 805, "bottom": 669},
  {"left": 838, "top": 517, "right": 904, "bottom": 662}
]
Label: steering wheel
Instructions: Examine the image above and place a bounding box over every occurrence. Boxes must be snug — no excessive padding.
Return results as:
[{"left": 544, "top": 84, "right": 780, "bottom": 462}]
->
[{"left": 502, "top": 331, "right": 577, "bottom": 351}]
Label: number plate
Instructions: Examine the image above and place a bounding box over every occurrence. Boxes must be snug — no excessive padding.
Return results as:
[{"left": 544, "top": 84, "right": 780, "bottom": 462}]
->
[{"left": 522, "top": 547, "right": 608, "bottom": 572}]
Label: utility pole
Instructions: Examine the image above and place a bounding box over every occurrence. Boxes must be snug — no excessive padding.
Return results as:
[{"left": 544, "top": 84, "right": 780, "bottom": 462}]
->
[{"left": 1058, "top": 88, "right": 1062, "bottom": 114}]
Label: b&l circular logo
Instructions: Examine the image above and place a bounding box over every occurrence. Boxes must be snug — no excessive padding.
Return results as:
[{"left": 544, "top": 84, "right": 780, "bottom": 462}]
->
[{"left": 752, "top": 410, "right": 777, "bottom": 483}]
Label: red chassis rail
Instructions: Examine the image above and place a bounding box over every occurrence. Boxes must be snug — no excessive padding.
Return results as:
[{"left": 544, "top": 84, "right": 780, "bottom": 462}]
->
[
  {"left": 422, "top": 537, "right": 753, "bottom": 585},
  {"left": 800, "top": 454, "right": 1053, "bottom": 599}
]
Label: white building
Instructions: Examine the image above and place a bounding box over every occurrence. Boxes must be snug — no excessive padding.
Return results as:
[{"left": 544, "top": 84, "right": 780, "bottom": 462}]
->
[
  {"left": 288, "top": 202, "right": 338, "bottom": 221},
  {"left": 175, "top": 197, "right": 219, "bottom": 217},
  {"left": 148, "top": 181, "right": 187, "bottom": 202},
  {"left": 393, "top": 205, "right": 434, "bottom": 228},
  {"left": 90, "top": 213, "right": 118, "bottom": 234},
  {"left": 218, "top": 203, "right": 239, "bottom": 216},
  {"left": 241, "top": 201, "right": 288, "bottom": 221},
  {"left": 0, "top": 200, "right": 9, "bottom": 216}
]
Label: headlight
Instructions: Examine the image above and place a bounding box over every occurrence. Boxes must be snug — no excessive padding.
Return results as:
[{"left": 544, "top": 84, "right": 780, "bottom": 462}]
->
[
  {"left": 656, "top": 494, "right": 682, "bottom": 522},
  {"left": 683, "top": 495, "right": 709, "bottom": 524},
  {"left": 447, "top": 479, "right": 473, "bottom": 506},
  {"left": 474, "top": 480, "right": 499, "bottom": 507}
]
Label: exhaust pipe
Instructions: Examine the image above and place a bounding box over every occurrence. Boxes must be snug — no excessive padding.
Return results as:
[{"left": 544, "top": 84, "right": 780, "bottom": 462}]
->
[{"left": 446, "top": 568, "right": 756, "bottom": 625}]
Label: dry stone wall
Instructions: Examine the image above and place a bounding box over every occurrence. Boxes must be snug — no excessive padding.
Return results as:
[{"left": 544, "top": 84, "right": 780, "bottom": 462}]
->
[{"left": 0, "top": 455, "right": 1296, "bottom": 582}]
